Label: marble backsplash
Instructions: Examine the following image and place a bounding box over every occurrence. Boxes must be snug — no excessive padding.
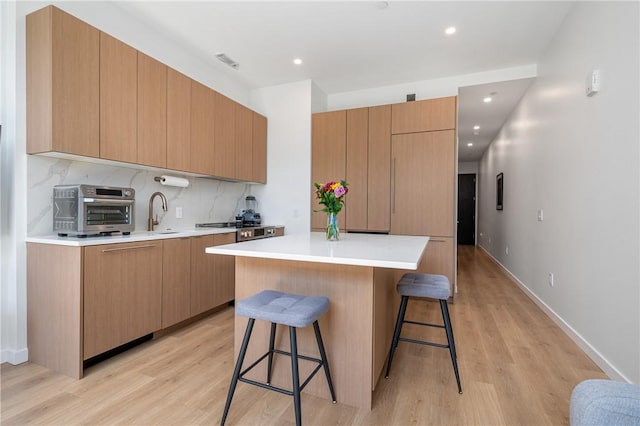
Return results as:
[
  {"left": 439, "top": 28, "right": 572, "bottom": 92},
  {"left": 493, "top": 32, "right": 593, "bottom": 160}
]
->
[{"left": 27, "top": 155, "right": 253, "bottom": 236}]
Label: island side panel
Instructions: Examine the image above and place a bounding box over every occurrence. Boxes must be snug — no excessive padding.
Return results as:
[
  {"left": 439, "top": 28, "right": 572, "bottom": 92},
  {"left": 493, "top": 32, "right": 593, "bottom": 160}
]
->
[
  {"left": 27, "top": 243, "right": 83, "bottom": 379},
  {"left": 235, "top": 256, "right": 375, "bottom": 410},
  {"left": 372, "top": 267, "right": 400, "bottom": 389}
]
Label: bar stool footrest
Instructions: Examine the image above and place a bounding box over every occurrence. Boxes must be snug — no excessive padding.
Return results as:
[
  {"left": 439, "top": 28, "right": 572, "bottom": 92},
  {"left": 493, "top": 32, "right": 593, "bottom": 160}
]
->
[
  {"left": 399, "top": 337, "right": 449, "bottom": 349},
  {"left": 239, "top": 349, "right": 326, "bottom": 394}
]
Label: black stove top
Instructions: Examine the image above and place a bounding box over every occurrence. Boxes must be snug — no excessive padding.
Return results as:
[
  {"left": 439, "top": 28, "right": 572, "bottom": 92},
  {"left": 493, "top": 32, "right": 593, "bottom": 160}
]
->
[{"left": 195, "top": 222, "right": 263, "bottom": 229}]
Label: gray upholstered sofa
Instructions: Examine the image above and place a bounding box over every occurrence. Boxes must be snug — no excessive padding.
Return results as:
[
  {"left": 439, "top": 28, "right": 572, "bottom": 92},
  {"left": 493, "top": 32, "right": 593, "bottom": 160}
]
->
[{"left": 570, "top": 379, "right": 640, "bottom": 425}]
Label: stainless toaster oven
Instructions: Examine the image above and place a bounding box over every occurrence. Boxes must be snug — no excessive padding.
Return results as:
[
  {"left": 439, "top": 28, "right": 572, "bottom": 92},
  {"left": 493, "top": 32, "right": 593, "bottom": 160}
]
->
[{"left": 53, "top": 185, "right": 135, "bottom": 237}]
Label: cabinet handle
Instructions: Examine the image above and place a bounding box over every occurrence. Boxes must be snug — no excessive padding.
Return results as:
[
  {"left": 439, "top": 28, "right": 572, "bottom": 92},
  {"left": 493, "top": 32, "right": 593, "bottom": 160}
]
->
[
  {"left": 391, "top": 157, "right": 396, "bottom": 214},
  {"left": 429, "top": 238, "right": 447, "bottom": 243},
  {"left": 101, "top": 244, "right": 157, "bottom": 253}
]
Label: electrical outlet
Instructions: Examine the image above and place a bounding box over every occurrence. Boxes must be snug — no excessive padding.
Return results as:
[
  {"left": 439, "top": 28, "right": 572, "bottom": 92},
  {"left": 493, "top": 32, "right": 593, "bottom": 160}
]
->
[
  {"left": 548, "top": 272, "right": 554, "bottom": 287},
  {"left": 176, "top": 206, "right": 183, "bottom": 219},
  {"left": 538, "top": 209, "right": 544, "bottom": 221}
]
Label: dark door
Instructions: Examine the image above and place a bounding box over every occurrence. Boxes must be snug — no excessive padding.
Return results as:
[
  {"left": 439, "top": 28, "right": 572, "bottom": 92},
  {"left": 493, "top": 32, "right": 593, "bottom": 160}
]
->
[{"left": 457, "top": 173, "right": 476, "bottom": 245}]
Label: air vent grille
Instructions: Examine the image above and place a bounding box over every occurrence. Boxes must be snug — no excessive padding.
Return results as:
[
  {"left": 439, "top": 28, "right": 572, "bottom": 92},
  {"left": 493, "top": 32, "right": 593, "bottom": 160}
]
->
[{"left": 215, "top": 53, "right": 239, "bottom": 70}]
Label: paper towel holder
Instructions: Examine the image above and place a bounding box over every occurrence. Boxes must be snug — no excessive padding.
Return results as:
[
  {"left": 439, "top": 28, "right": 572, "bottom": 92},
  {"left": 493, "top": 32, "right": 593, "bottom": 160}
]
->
[{"left": 154, "top": 175, "right": 190, "bottom": 188}]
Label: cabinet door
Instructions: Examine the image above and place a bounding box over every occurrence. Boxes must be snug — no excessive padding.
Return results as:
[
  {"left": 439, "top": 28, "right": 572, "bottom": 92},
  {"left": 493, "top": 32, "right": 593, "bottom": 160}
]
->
[
  {"left": 311, "top": 110, "right": 347, "bottom": 230},
  {"left": 214, "top": 92, "right": 236, "bottom": 179},
  {"left": 345, "top": 108, "right": 369, "bottom": 231},
  {"left": 390, "top": 130, "right": 455, "bottom": 237},
  {"left": 213, "top": 233, "right": 236, "bottom": 305},
  {"left": 190, "top": 235, "right": 216, "bottom": 316},
  {"left": 162, "top": 238, "right": 191, "bottom": 328},
  {"left": 418, "top": 237, "right": 454, "bottom": 291},
  {"left": 235, "top": 103, "right": 253, "bottom": 182},
  {"left": 83, "top": 241, "right": 163, "bottom": 359},
  {"left": 137, "top": 52, "right": 167, "bottom": 168},
  {"left": 252, "top": 112, "right": 268, "bottom": 184},
  {"left": 391, "top": 96, "right": 456, "bottom": 134},
  {"left": 167, "top": 68, "right": 192, "bottom": 172},
  {"left": 27, "top": 6, "right": 99, "bottom": 157},
  {"left": 190, "top": 81, "right": 216, "bottom": 176},
  {"left": 100, "top": 33, "right": 137, "bottom": 162},
  {"left": 367, "top": 105, "right": 391, "bottom": 232}
]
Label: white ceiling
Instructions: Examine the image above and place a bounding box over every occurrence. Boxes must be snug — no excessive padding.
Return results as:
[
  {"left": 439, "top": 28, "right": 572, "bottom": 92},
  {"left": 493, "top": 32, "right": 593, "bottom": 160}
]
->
[{"left": 112, "top": 1, "right": 574, "bottom": 161}]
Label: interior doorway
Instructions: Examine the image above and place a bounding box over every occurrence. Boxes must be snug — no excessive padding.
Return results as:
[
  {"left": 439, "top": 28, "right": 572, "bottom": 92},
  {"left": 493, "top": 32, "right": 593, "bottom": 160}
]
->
[{"left": 457, "top": 173, "right": 476, "bottom": 245}]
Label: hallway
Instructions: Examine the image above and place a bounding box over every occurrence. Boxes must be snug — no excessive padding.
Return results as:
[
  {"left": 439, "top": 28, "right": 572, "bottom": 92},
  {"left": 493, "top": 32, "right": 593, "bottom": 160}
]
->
[{"left": 1, "top": 245, "right": 607, "bottom": 425}]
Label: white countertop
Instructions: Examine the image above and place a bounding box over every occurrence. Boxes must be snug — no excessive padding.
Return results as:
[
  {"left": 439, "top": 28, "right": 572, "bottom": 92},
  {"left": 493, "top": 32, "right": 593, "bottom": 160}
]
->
[
  {"left": 205, "top": 232, "right": 429, "bottom": 270},
  {"left": 25, "top": 227, "right": 237, "bottom": 247}
]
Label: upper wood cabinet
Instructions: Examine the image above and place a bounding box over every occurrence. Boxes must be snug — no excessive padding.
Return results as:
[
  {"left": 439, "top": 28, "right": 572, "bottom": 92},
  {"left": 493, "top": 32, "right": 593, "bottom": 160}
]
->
[
  {"left": 235, "top": 104, "right": 253, "bottom": 182},
  {"left": 99, "top": 33, "right": 137, "bottom": 163},
  {"left": 190, "top": 80, "right": 216, "bottom": 176},
  {"left": 27, "top": 6, "right": 99, "bottom": 157},
  {"left": 312, "top": 106, "right": 391, "bottom": 233},
  {"left": 390, "top": 130, "right": 455, "bottom": 237},
  {"left": 26, "top": 5, "right": 267, "bottom": 184},
  {"left": 252, "top": 112, "right": 268, "bottom": 184},
  {"left": 167, "top": 68, "right": 192, "bottom": 172},
  {"left": 214, "top": 93, "right": 237, "bottom": 179},
  {"left": 391, "top": 96, "right": 457, "bottom": 134},
  {"left": 137, "top": 52, "right": 167, "bottom": 168},
  {"left": 311, "top": 110, "right": 347, "bottom": 231}
]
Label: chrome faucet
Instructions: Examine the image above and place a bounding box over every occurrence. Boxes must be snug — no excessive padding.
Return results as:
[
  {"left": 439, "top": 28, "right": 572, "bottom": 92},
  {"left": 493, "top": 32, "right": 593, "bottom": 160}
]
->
[{"left": 148, "top": 191, "right": 168, "bottom": 231}]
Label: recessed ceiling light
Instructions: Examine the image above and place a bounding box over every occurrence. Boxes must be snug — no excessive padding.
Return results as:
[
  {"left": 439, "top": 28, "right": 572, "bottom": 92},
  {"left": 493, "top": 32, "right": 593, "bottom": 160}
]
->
[
  {"left": 293, "top": 58, "right": 303, "bottom": 65},
  {"left": 473, "top": 125, "right": 480, "bottom": 130},
  {"left": 445, "top": 27, "right": 456, "bottom": 35},
  {"left": 483, "top": 97, "right": 492, "bottom": 103},
  {"left": 467, "top": 142, "right": 473, "bottom": 147}
]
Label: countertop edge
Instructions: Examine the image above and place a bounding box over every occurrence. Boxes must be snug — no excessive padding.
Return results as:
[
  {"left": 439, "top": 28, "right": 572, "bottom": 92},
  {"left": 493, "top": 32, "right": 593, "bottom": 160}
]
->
[
  {"left": 205, "top": 246, "right": 419, "bottom": 270},
  {"left": 26, "top": 228, "right": 238, "bottom": 247}
]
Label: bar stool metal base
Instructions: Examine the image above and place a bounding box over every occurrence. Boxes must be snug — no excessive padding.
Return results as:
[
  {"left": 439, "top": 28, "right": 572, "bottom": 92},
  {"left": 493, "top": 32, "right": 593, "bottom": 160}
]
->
[
  {"left": 221, "top": 319, "right": 337, "bottom": 426},
  {"left": 385, "top": 296, "right": 463, "bottom": 394}
]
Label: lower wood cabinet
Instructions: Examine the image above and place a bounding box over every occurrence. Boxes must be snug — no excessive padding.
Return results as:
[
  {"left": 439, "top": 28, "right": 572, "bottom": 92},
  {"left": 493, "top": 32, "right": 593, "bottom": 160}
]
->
[
  {"left": 83, "top": 241, "right": 163, "bottom": 360},
  {"left": 26, "top": 231, "right": 239, "bottom": 379},
  {"left": 190, "top": 233, "right": 236, "bottom": 316},
  {"left": 162, "top": 237, "right": 192, "bottom": 328},
  {"left": 418, "top": 237, "right": 454, "bottom": 285}
]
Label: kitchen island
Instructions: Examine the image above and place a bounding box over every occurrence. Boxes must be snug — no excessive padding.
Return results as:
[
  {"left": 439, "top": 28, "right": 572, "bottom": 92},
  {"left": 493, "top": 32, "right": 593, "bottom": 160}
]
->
[{"left": 206, "top": 232, "right": 429, "bottom": 410}]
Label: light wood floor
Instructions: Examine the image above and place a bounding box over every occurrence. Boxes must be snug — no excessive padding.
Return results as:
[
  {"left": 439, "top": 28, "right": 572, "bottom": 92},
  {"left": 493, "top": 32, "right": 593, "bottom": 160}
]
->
[{"left": 1, "top": 245, "right": 607, "bottom": 425}]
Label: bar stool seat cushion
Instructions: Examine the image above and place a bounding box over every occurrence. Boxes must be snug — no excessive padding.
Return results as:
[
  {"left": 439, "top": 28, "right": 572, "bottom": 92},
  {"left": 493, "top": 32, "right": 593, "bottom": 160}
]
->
[
  {"left": 236, "top": 290, "right": 330, "bottom": 328},
  {"left": 397, "top": 273, "right": 451, "bottom": 300}
]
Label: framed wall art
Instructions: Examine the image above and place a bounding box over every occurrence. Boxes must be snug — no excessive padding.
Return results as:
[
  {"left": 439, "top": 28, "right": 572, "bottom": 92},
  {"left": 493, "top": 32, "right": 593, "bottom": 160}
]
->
[{"left": 496, "top": 172, "right": 504, "bottom": 210}]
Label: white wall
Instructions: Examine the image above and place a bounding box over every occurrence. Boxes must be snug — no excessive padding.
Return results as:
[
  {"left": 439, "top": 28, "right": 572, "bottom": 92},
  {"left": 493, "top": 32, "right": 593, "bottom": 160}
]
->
[
  {"left": 458, "top": 161, "right": 478, "bottom": 174},
  {"left": 1, "top": 0, "right": 28, "bottom": 365},
  {"left": 477, "top": 2, "right": 639, "bottom": 383},
  {"left": 327, "top": 65, "right": 537, "bottom": 110},
  {"left": 250, "top": 81, "right": 314, "bottom": 235}
]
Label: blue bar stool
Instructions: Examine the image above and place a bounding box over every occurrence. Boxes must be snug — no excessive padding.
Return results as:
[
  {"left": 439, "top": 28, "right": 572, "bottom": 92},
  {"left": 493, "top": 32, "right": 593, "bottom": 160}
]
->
[
  {"left": 385, "top": 273, "right": 462, "bottom": 394},
  {"left": 221, "top": 290, "right": 337, "bottom": 426}
]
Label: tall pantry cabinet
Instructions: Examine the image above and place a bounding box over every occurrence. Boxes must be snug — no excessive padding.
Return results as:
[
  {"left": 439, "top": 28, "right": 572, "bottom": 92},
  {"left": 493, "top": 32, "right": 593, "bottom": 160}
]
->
[
  {"left": 311, "top": 106, "right": 392, "bottom": 233},
  {"left": 311, "top": 96, "right": 457, "bottom": 295},
  {"left": 390, "top": 97, "right": 457, "bottom": 289}
]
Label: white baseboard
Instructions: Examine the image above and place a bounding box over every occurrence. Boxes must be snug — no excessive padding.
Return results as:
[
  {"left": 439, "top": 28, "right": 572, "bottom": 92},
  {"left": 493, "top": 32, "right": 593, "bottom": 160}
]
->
[
  {"left": 0, "top": 348, "right": 29, "bottom": 365},
  {"left": 478, "top": 245, "right": 630, "bottom": 383}
]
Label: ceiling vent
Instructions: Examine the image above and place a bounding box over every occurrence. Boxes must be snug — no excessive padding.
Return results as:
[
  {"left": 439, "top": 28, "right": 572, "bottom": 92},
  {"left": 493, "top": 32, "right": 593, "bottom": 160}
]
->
[{"left": 215, "top": 53, "right": 240, "bottom": 70}]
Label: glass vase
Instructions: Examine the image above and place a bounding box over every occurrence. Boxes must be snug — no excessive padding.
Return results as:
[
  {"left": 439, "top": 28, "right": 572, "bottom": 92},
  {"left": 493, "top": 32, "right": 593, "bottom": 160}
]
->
[{"left": 326, "top": 212, "right": 340, "bottom": 241}]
